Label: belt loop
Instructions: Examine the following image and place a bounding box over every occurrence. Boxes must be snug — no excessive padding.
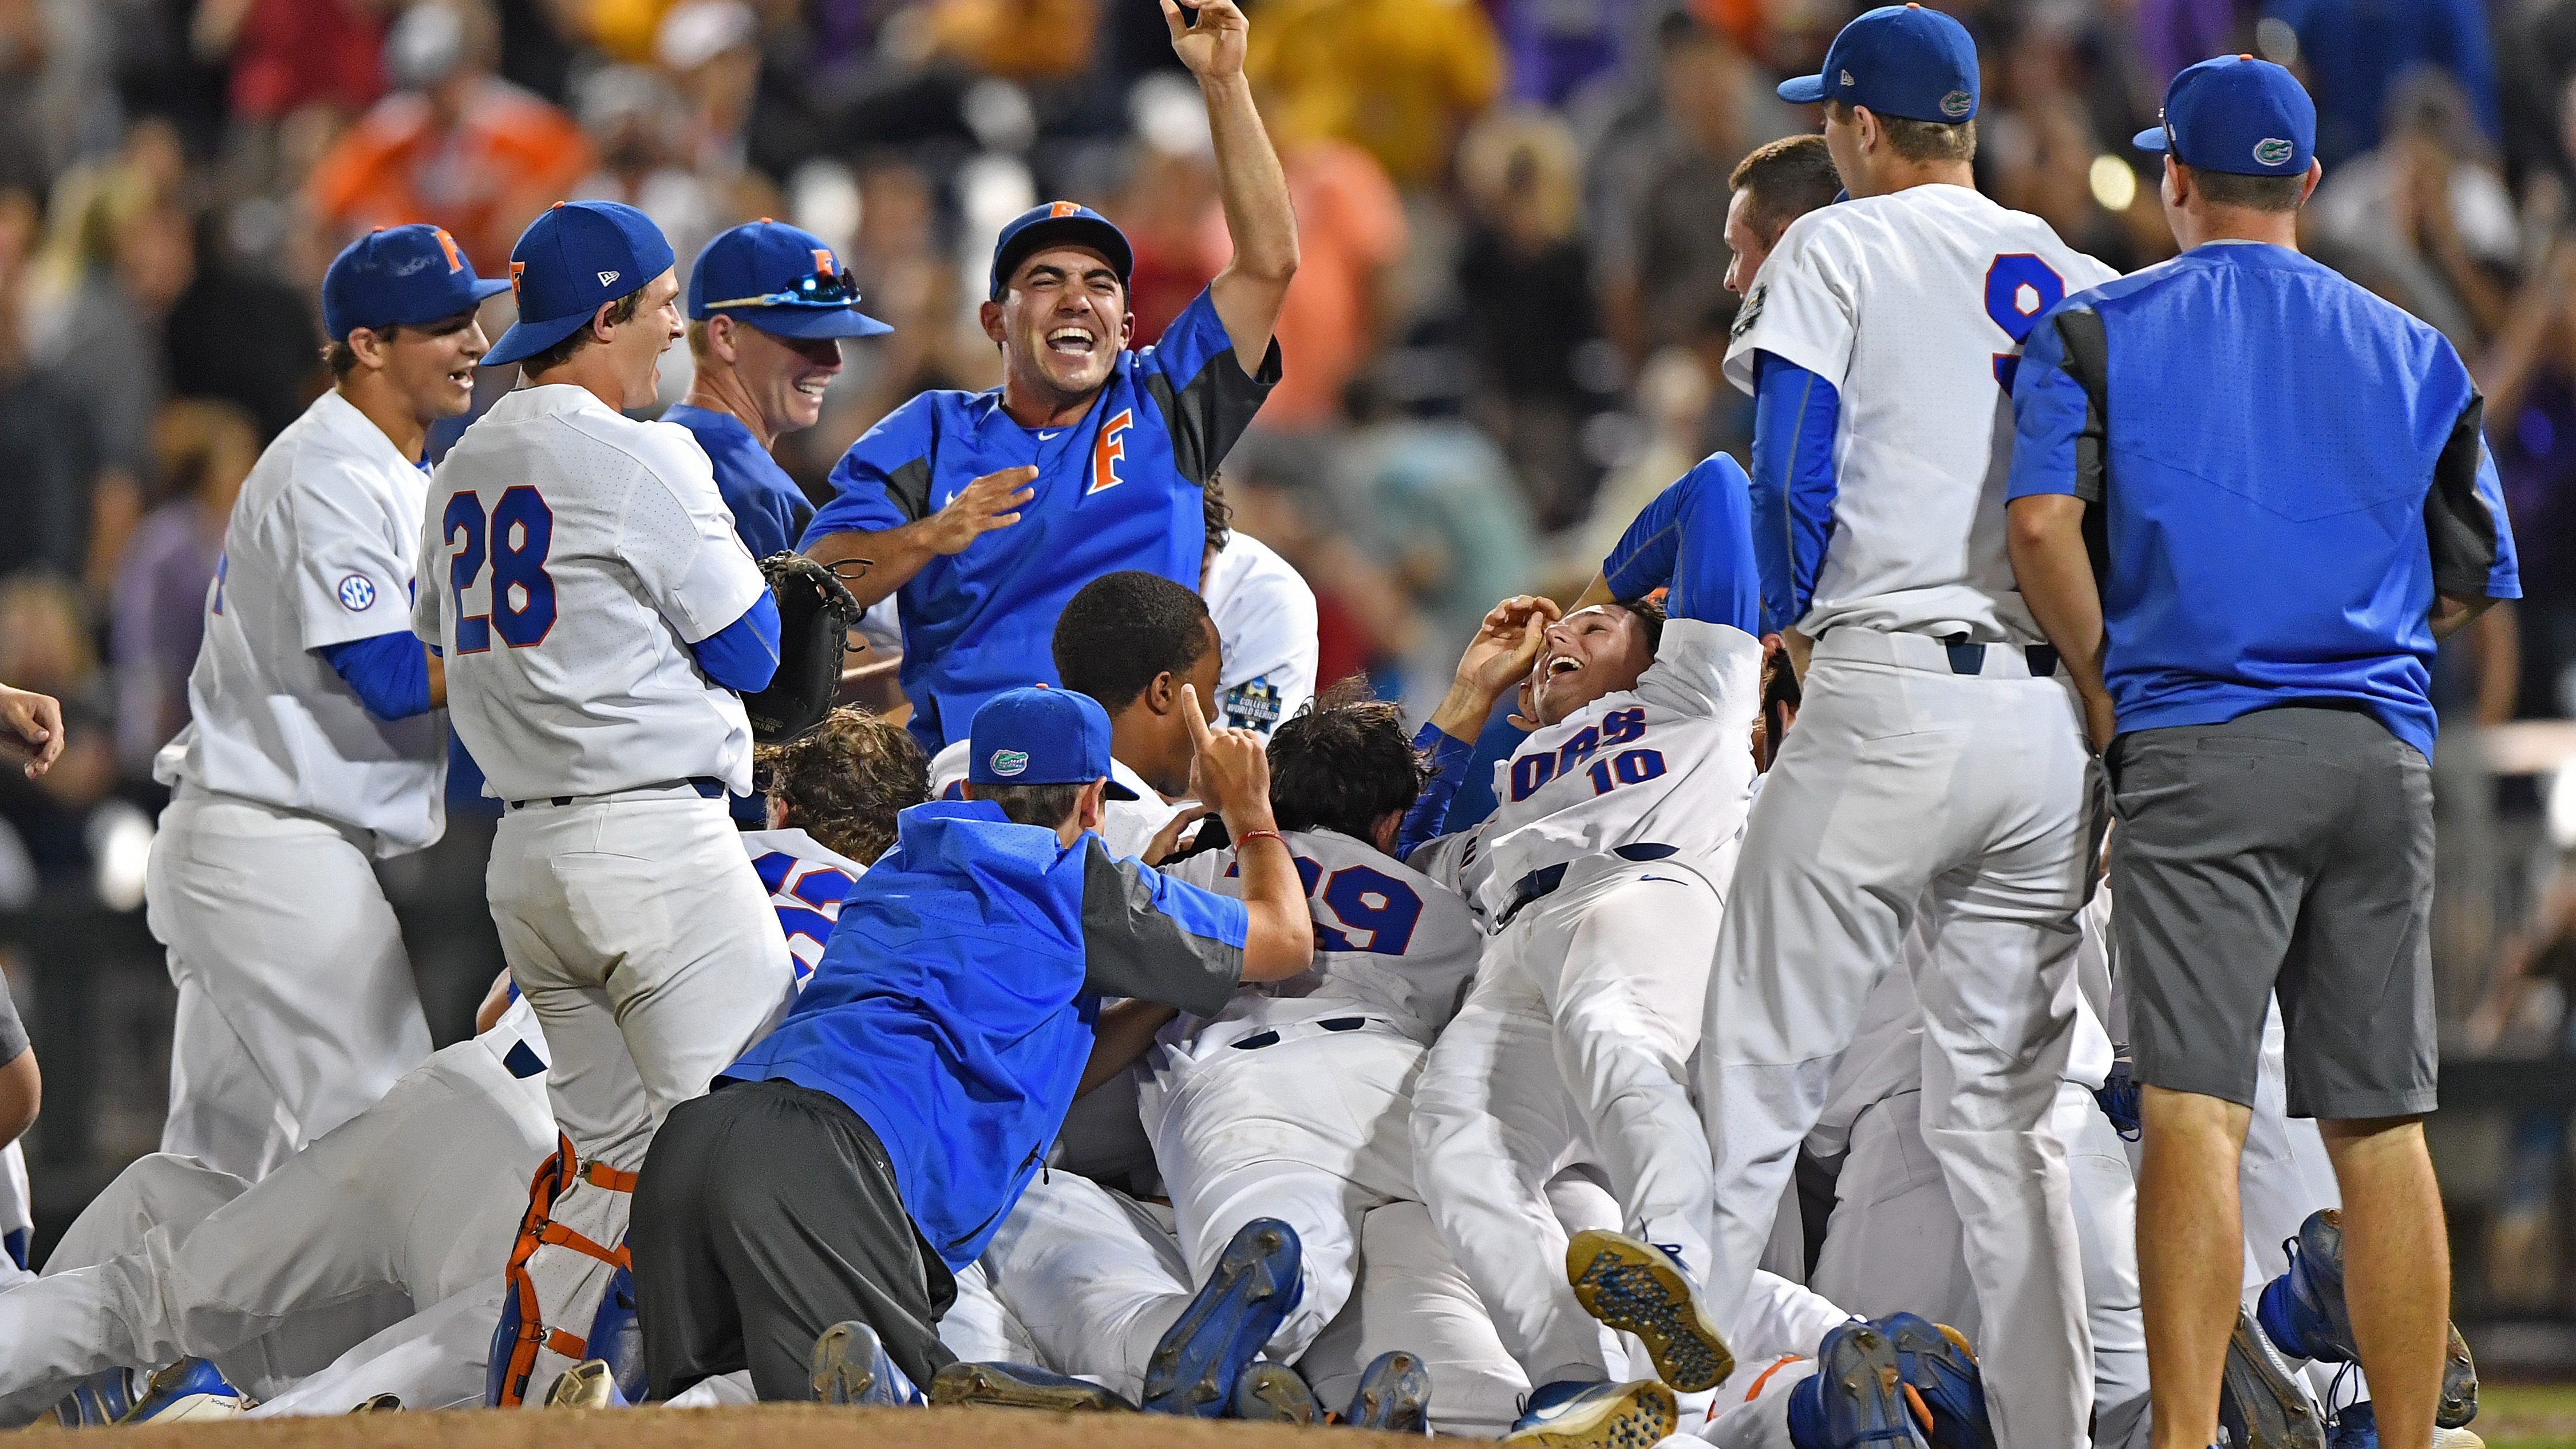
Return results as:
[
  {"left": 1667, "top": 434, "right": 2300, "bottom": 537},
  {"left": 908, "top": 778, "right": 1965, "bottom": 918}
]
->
[
  {"left": 1943, "top": 641, "right": 1987, "bottom": 676},
  {"left": 2025, "top": 644, "right": 2059, "bottom": 678}
]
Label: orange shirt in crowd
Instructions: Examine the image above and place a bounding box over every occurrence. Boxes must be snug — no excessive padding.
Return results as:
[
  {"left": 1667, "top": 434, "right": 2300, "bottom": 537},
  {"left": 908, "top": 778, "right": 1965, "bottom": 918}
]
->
[
  {"left": 1244, "top": 0, "right": 1503, "bottom": 187},
  {"left": 1198, "top": 137, "right": 1408, "bottom": 429},
  {"left": 306, "top": 80, "right": 596, "bottom": 275}
]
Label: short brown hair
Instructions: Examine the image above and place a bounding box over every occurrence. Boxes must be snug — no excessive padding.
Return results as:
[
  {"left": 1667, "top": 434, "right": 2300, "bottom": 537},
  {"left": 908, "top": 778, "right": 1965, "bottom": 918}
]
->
[
  {"left": 2188, "top": 165, "right": 2305, "bottom": 214},
  {"left": 1729, "top": 134, "right": 1843, "bottom": 236},
  {"left": 1611, "top": 593, "right": 1666, "bottom": 654},
  {"left": 1267, "top": 678, "right": 1430, "bottom": 842},
  {"left": 517, "top": 286, "right": 646, "bottom": 376},
  {"left": 1826, "top": 100, "right": 1976, "bottom": 164},
  {"left": 325, "top": 325, "right": 400, "bottom": 381},
  {"left": 757, "top": 706, "right": 929, "bottom": 864},
  {"left": 970, "top": 781, "right": 1086, "bottom": 830}
]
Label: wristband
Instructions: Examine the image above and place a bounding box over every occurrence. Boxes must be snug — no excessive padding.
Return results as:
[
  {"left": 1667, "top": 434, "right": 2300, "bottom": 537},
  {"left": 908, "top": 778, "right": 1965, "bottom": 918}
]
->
[{"left": 1235, "top": 828, "right": 1284, "bottom": 850}]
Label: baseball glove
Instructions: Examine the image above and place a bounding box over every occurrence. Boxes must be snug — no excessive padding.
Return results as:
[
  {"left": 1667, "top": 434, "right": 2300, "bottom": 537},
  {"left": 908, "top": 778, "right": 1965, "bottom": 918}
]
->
[{"left": 744, "top": 552, "right": 869, "bottom": 744}]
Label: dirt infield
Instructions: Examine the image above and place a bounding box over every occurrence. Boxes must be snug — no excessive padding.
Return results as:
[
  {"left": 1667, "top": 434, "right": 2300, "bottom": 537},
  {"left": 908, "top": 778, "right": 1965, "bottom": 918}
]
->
[{"left": 44, "top": 1405, "right": 1427, "bottom": 1449}]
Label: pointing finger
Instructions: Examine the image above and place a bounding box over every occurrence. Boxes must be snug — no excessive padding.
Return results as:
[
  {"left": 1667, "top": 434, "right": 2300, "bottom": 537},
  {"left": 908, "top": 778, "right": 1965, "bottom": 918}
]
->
[{"left": 1180, "top": 684, "right": 1214, "bottom": 751}]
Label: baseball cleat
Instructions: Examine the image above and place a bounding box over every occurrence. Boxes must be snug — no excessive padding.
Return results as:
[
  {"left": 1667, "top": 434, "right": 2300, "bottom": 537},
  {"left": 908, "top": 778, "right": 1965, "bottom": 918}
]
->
[
  {"left": 48, "top": 1368, "right": 139, "bottom": 1427},
  {"left": 1231, "top": 1362, "right": 1322, "bottom": 1424},
  {"left": 1878, "top": 1314, "right": 1992, "bottom": 1449},
  {"left": 348, "top": 1393, "right": 404, "bottom": 1412},
  {"left": 1341, "top": 1349, "right": 1432, "bottom": 1433},
  {"left": 1140, "top": 1217, "right": 1303, "bottom": 1417},
  {"left": 2221, "top": 1304, "right": 2328, "bottom": 1449},
  {"left": 1505, "top": 1379, "right": 1678, "bottom": 1448},
  {"left": 2325, "top": 1401, "right": 2487, "bottom": 1449},
  {"left": 811, "top": 1320, "right": 922, "bottom": 1407},
  {"left": 2441, "top": 1322, "right": 2479, "bottom": 1428},
  {"left": 1787, "top": 1322, "right": 1930, "bottom": 1449},
  {"left": 1566, "top": 1230, "right": 1735, "bottom": 1392},
  {"left": 2257, "top": 1208, "right": 2480, "bottom": 1429},
  {"left": 546, "top": 1359, "right": 630, "bottom": 1410},
  {"left": 930, "top": 1360, "right": 1136, "bottom": 1412}
]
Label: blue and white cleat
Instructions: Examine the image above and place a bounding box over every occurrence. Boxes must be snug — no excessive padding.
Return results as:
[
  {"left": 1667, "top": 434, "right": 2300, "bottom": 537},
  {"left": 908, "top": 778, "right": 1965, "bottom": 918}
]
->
[
  {"left": 117, "top": 1359, "right": 247, "bottom": 1423},
  {"left": 2257, "top": 1209, "right": 2479, "bottom": 1430},
  {"left": 930, "top": 1360, "right": 1135, "bottom": 1412},
  {"left": 1787, "top": 1322, "right": 1929, "bottom": 1449},
  {"left": 1341, "top": 1349, "right": 1432, "bottom": 1433},
  {"left": 1231, "top": 1361, "right": 1322, "bottom": 1424},
  {"left": 2220, "top": 1305, "right": 2326, "bottom": 1449},
  {"left": 1877, "top": 1314, "right": 1992, "bottom": 1449},
  {"left": 1504, "top": 1379, "right": 1678, "bottom": 1448},
  {"left": 1566, "top": 1230, "right": 1735, "bottom": 1392},
  {"left": 49, "top": 1368, "right": 139, "bottom": 1427},
  {"left": 1140, "top": 1217, "right": 1303, "bottom": 1418},
  {"left": 545, "top": 1359, "right": 630, "bottom": 1410},
  {"left": 811, "top": 1320, "right": 923, "bottom": 1407}
]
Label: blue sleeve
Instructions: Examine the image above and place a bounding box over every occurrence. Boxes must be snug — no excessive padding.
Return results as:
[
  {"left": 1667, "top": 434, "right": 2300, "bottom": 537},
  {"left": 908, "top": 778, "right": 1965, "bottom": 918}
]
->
[
  {"left": 315, "top": 630, "right": 432, "bottom": 721},
  {"left": 799, "top": 400, "right": 936, "bottom": 547},
  {"left": 690, "top": 592, "right": 782, "bottom": 693},
  {"left": 1398, "top": 721, "right": 1475, "bottom": 858},
  {"left": 1134, "top": 289, "right": 1280, "bottom": 487},
  {"left": 2006, "top": 306, "right": 2093, "bottom": 504},
  {"left": 1601, "top": 452, "right": 1763, "bottom": 633},
  {"left": 1747, "top": 352, "right": 1841, "bottom": 634}
]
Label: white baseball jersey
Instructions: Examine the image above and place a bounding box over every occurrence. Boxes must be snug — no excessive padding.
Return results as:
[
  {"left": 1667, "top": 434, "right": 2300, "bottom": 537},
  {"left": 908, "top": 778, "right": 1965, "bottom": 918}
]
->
[
  {"left": 413, "top": 384, "right": 767, "bottom": 802},
  {"left": 1202, "top": 533, "right": 1319, "bottom": 736},
  {"left": 156, "top": 390, "right": 447, "bottom": 854},
  {"left": 926, "top": 739, "right": 1186, "bottom": 860},
  {"left": 1161, "top": 827, "right": 1480, "bottom": 1050},
  {"left": 741, "top": 826, "right": 866, "bottom": 988},
  {"left": 1472, "top": 618, "right": 1761, "bottom": 922},
  {"left": 1721, "top": 184, "right": 2119, "bottom": 645}
]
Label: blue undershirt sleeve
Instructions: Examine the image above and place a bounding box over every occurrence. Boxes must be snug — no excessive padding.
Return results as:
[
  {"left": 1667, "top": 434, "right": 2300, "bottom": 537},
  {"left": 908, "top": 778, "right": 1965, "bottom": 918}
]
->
[
  {"left": 690, "top": 592, "right": 782, "bottom": 693},
  {"left": 1601, "top": 453, "right": 1764, "bottom": 633},
  {"left": 314, "top": 631, "right": 433, "bottom": 721},
  {"left": 1398, "top": 721, "right": 1476, "bottom": 858},
  {"left": 1748, "top": 352, "right": 1842, "bottom": 635}
]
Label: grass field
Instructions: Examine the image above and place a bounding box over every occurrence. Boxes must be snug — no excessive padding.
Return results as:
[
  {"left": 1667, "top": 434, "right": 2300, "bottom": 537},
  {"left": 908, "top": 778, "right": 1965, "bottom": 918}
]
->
[{"left": 2483, "top": 1386, "right": 2576, "bottom": 1449}]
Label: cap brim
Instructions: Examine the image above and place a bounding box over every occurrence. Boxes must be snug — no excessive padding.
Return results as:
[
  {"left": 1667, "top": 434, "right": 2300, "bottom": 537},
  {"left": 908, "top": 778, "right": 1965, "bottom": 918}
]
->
[
  {"left": 1102, "top": 779, "right": 1141, "bottom": 801},
  {"left": 735, "top": 306, "right": 896, "bottom": 340},
  {"left": 481, "top": 309, "right": 592, "bottom": 367},
  {"left": 1778, "top": 74, "right": 1827, "bottom": 103},
  {"left": 2132, "top": 127, "right": 2170, "bottom": 152}
]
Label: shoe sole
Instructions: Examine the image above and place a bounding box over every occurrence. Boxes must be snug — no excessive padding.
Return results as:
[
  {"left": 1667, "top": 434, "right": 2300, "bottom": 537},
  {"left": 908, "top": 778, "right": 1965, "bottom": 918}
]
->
[
  {"left": 545, "top": 1361, "right": 620, "bottom": 1411},
  {"left": 1566, "top": 1231, "right": 1735, "bottom": 1392},
  {"left": 349, "top": 1394, "right": 404, "bottom": 1413},
  {"left": 930, "top": 1362, "right": 1132, "bottom": 1413},
  {"left": 811, "top": 1322, "right": 883, "bottom": 1405},
  {"left": 1345, "top": 1351, "right": 1431, "bottom": 1432},
  {"left": 1879, "top": 1315, "right": 1990, "bottom": 1449},
  {"left": 1506, "top": 1381, "right": 1678, "bottom": 1448},
  {"left": 1815, "top": 1326, "right": 1929, "bottom": 1449},
  {"left": 2442, "top": 1321, "right": 2478, "bottom": 1429},
  {"left": 1141, "top": 1219, "right": 1299, "bottom": 1416},
  {"left": 1234, "top": 1363, "right": 1321, "bottom": 1424},
  {"left": 2222, "top": 1306, "right": 2327, "bottom": 1449}
]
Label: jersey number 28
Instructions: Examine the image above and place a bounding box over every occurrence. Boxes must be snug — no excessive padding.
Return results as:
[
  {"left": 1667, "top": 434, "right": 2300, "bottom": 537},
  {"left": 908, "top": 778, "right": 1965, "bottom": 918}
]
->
[
  {"left": 1984, "top": 254, "right": 2065, "bottom": 391},
  {"left": 444, "top": 488, "right": 558, "bottom": 652}
]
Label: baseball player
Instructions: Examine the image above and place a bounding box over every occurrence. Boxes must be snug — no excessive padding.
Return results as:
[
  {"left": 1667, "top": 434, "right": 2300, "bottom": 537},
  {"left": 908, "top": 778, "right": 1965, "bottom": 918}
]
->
[
  {"left": 1132, "top": 688, "right": 1480, "bottom": 1388},
  {"left": 1402, "top": 453, "right": 1792, "bottom": 1443},
  {"left": 414, "top": 198, "right": 794, "bottom": 1408},
  {"left": 1701, "top": 12, "right": 2119, "bottom": 1449},
  {"left": 1199, "top": 484, "right": 1319, "bottom": 736},
  {"left": 148, "top": 224, "right": 508, "bottom": 1180},
  {"left": 799, "top": 0, "right": 1295, "bottom": 753}
]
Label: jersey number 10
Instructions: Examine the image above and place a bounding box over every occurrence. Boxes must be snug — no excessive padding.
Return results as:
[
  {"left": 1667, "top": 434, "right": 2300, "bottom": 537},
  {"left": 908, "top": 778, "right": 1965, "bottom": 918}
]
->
[{"left": 445, "top": 487, "right": 558, "bottom": 652}]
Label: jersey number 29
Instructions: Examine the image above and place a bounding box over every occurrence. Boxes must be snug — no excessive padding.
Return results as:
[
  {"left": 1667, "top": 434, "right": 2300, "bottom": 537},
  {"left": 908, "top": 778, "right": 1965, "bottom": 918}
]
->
[
  {"left": 1984, "top": 254, "right": 2065, "bottom": 391},
  {"left": 445, "top": 488, "right": 558, "bottom": 652}
]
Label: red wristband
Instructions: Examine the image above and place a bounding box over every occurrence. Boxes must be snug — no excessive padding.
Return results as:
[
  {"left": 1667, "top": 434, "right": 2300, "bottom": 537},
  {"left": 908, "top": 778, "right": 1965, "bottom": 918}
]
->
[{"left": 1235, "top": 828, "right": 1284, "bottom": 850}]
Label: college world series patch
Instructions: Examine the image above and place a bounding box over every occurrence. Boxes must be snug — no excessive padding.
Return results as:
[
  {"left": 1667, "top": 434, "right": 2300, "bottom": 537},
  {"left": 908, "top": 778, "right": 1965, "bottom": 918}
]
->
[
  {"left": 337, "top": 574, "right": 378, "bottom": 611},
  {"left": 1729, "top": 283, "right": 1766, "bottom": 342},
  {"left": 1224, "top": 677, "right": 1285, "bottom": 735}
]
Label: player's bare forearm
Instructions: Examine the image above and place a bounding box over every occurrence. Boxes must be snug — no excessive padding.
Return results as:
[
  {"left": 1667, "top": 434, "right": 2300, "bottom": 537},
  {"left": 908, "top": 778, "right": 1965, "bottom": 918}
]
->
[
  {"left": 1080, "top": 999, "right": 1182, "bottom": 1096},
  {"left": 2006, "top": 493, "right": 2114, "bottom": 747},
  {"left": 1432, "top": 594, "right": 1558, "bottom": 744},
  {"left": 2431, "top": 591, "right": 2496, "bottom": 641},
  {"left": 424, "top": 644, "right": 447, "bottom": 710},
  {"left": 805, "top": 527, "right": 926, "bottom": 609},
  {"left": 1196, "top": 61, "right": 1297, "bottom": 370},
  {"left": 1573, "top": 573, "right": 1614, "bottom": 610}
]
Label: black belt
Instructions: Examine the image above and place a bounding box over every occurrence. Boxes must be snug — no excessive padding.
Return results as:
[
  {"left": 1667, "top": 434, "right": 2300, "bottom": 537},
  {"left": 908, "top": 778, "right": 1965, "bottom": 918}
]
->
[
  {"left": 1230, "top": 1017, "right": 1370, "bottom": 1051},
  {"left": 1496, "top": 843, "right": 1677, "bottom": 930},
  {"left": 1941, "top": 635, "right": 2058, "bottom": 678},
  {"left": 505, "top": 777, "right": 726, "bottom": 811}
]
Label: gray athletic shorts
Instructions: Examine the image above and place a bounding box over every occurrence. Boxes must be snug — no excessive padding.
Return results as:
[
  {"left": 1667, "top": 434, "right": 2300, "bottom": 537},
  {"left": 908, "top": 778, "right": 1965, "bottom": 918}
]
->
[{"left": 2108, "top": 706, "right": 2436, "bottom": 1120}]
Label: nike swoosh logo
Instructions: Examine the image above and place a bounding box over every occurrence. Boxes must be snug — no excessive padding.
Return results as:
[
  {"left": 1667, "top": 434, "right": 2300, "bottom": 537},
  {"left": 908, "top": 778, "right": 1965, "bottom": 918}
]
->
[
  {"left": 1637, "top": 875, "right": 1683, "bottom": 885},
  {"left": 1037, "top": 430, "right": 1061, "bottom": 441}
]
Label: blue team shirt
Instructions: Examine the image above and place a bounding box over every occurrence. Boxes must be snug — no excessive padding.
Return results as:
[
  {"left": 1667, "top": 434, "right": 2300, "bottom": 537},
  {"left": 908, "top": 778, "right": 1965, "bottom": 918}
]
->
[
  {"left": 664, "top": 403, "right": 813, "bottom": 561},
  {"left": 721, "top": 800, "right": 1246, "bottom": 1269},
  {"left": 801, "top": 289, "right": 1280, "bottom": 749},
  {"left": 2008, "top": 242, "right": 2521, "bottom": 761}
]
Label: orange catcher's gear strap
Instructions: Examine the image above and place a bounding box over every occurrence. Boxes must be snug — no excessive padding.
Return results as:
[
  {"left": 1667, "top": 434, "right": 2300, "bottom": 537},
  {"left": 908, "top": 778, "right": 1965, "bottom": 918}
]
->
[{"left": 493, "top": 1135, "right": 638, "bottom": 1406}]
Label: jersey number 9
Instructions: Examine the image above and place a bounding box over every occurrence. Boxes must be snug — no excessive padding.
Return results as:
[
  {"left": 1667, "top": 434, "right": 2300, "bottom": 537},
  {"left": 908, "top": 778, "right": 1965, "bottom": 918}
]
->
[
  {"left": 1984, "top": 254, "right": 2065, "bottom": 391},
  {"left": 444, "top": 488, "right": 558, "bottom": 652}
]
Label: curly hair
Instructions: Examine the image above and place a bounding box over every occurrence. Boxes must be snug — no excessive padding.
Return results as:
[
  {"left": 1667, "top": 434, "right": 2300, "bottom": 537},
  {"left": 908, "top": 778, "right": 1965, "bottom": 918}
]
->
[
  {"left": 756, "top": 706, "right": 929, "bottom": 864},
  {"left": 1266, "top": 677, "right": 1432, "bottom": 843}
]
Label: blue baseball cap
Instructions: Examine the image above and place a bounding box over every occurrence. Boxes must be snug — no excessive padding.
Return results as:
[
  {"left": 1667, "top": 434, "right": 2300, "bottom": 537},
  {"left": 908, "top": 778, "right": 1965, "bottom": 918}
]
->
[
  {"left": 1777, "top": 4, "right": 1980, "bottom": 124},
  {"left": 966, "top": 686, "right": 1140, "bottom": 799},
  {"left": 2132, "top": 55, "right": 2316, "bottom": 177},
  {"left": 321, "top": 224, "right": 511, "bottom": 342},
  {"left": 988, "top": 202, "right": 1134, "bottom": 302},
  {"left": 688, "top": 220, "right": 892, "bottom": 340},
  {"left": 483, "top": 200, "right": 678, "bottom": 368}
]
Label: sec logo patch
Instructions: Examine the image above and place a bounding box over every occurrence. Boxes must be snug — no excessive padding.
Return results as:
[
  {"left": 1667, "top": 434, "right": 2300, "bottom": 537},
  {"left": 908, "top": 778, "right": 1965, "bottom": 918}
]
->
[{"left": 337, "top": 574, "right": 378, "bottom": 611}]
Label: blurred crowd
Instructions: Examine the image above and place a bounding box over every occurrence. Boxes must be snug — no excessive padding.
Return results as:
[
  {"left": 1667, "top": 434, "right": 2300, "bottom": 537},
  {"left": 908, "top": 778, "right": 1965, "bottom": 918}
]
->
[{"left": 0, "top": 0, "right": 2554, "bottom": 893}]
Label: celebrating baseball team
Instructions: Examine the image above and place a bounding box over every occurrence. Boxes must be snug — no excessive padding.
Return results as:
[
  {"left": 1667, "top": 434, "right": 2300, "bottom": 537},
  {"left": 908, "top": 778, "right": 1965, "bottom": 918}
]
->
[{"left": 0, "top": 3, "right": 2527, "bottom": 1449}]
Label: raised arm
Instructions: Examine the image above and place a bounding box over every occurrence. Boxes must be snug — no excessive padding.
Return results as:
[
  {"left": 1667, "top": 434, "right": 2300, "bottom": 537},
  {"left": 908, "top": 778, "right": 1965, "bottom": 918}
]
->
[
  {"left": 1601, "top": 452, "right": 1763, "bottom": 632},
  {"left": 1182, "top": 684, "right": 1311, "bottom": 980},
  {"left": 1165, "top": 0, "right": 1297, "bottom": 375}
]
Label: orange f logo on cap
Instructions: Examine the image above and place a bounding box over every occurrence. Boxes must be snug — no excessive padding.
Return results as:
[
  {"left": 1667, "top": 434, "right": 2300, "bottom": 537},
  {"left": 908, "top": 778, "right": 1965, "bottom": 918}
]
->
[
  {"left": 509, "top": 260, "right": 525, "bottom": 302},
  {"left": 813, "top": 248, "right": 835, "bottom": 275},
  {"left": 1049, "top": 201, "right": 1082, "bottom": 219},
  {"left": 433, "top": 228, "right": 465, "bottom": 274}
]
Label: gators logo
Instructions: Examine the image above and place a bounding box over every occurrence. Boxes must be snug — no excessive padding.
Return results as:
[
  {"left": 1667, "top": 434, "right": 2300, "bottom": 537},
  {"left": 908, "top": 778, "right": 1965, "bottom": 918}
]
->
[
  {"left": 1939, "top": 89, "right": 1973, "bottom": 118},
  {"left": 2253, "top": 137, "right": 2294, "bottom": 167},
  {"left": 990, "top": 749, "right": 1029, "bottom": 777}
]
